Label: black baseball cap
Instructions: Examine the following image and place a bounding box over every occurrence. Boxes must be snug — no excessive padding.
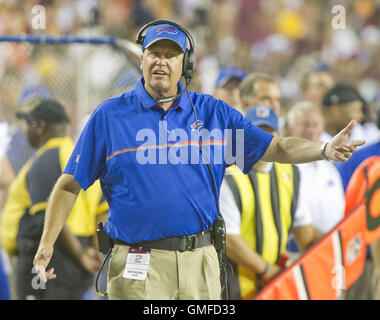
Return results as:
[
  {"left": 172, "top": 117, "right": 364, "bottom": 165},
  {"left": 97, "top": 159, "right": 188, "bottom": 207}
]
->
[
  {"left": 322, "top": 84, "right": 365, "bottom": 107},
  {"left": 16, "top": 99, "right": 69, "bottom": 123}
]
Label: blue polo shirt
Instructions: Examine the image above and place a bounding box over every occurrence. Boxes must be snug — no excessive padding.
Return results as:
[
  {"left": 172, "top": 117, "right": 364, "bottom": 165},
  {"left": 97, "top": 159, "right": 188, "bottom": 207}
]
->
[{"left": 64, "top": 78, "right": 273, "bottom": 243}]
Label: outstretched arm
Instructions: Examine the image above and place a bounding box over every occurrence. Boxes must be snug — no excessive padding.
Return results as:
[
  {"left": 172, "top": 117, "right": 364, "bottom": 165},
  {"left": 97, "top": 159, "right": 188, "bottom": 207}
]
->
[
  {"left": 33, "top": 173, "right": 81, "bottom": 282},
  {"left": 261, "top": 120, "right": 365, "bottom": 164}
]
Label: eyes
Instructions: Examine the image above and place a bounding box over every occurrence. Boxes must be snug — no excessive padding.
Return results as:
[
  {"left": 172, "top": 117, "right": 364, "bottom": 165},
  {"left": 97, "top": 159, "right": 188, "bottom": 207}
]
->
[{"left": 148, "top": 51, "right": 180, "bottom": 59}]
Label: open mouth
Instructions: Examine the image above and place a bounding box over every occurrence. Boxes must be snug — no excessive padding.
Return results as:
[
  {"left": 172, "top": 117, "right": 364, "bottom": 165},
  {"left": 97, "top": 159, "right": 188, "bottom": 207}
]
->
[{"left": 152, "top": 70, "right": 168, "bottom": 77}]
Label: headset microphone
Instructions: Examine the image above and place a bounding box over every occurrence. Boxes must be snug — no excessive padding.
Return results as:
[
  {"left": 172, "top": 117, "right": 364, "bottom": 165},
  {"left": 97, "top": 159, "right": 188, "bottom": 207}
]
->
[
  {"left": 153, "top": 78, "right": 192, "bottom": 104},
  {"left": 153, "top": 90, "right": 185, "bottom": 104}
]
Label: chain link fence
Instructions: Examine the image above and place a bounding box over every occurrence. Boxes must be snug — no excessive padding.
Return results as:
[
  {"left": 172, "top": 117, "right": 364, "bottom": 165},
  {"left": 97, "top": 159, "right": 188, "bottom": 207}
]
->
[
  {"left": 0, "top": 35, "right": 141, "bottom": 299},
  {"left": 0, "top": 35, "right": 141, "bottom": 142}
]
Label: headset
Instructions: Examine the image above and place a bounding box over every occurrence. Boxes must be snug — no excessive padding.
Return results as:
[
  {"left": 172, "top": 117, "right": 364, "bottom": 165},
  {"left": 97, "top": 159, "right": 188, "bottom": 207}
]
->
[{"left": 136, "top": 19, "right": 196, "bottom": 103}]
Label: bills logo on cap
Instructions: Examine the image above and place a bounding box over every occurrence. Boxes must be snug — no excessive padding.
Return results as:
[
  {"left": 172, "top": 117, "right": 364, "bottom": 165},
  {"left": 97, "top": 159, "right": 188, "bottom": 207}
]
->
[
  {"left": 156, "top": 27, "right": 178, "bottom": 35},
  {"left": 256, "top": 106, "right": 270, "bottom": 118},
  {"left": 191, "top": 120, "right": 203, "bottom": 131}
]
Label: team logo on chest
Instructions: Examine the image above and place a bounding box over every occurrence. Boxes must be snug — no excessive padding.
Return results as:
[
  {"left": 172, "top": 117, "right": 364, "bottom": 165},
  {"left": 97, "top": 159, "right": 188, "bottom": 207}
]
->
[{"left": 190, "top": 120, "right": 203, "bottom": 131}]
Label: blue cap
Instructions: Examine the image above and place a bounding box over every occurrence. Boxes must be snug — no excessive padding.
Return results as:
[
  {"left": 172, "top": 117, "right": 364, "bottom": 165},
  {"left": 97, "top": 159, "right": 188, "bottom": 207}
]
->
[
  {"left": 215, "top": 66, "right": 247, "bottom": 88},
  {"left": 18, "top": 84, "right": 51, "bottom": 106},
  {"left": 245, "top": 105, "right": 278, "bottom": 132},
  {"left": 311, "top": 62, "right": 331, "bottom": 73},
  {"left": 142, "top": 24, "right": 187, "bottom": 52}
]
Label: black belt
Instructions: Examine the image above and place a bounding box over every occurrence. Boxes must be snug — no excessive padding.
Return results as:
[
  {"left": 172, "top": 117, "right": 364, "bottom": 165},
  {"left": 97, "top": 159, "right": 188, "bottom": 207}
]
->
[{"left": 113, "top": 229, "right": 213, "bottom": 252}]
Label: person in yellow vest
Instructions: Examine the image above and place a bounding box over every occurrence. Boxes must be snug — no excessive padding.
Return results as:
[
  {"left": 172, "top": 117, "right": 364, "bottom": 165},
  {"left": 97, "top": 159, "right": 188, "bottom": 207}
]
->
[
  {"left": 0, "top": 100, "right": 108, "bottom": 300},
  {"left": 220, "top": 105, "right": 316, "bottom": 300}
]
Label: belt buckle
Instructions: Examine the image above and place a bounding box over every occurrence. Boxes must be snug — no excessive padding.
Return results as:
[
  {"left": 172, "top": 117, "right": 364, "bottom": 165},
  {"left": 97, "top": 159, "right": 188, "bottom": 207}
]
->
[
  {"left": 179, "top": 234, "right": 198, "bottom": 251},
  {"left": 186, "top": 234, "right": 199, "bottom": 251},
  {"left": 187, "top": 234, "right": 199, "bottom": 251}
]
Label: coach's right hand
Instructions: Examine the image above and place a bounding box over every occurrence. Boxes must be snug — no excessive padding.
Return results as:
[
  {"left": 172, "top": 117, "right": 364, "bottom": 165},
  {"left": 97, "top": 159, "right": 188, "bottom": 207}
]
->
[{"left": 33, "top": 244, "right": 56, "bottom": 283}]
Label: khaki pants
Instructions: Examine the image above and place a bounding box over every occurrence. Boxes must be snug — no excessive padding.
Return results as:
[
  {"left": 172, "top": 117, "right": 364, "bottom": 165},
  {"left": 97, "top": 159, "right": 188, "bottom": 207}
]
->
[{"left": 107, "top": 244, "right": 221, "bottom": 300}]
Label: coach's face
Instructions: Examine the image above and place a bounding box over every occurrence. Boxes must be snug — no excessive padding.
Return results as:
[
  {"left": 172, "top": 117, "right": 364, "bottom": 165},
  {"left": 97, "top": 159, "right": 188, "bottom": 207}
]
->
[{"left": 141, "top": 39, "right": 184, "bottom": 98}]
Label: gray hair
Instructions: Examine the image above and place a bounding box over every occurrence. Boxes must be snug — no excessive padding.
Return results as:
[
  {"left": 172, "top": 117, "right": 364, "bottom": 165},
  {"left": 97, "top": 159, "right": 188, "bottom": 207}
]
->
[
  {"left": 286, "top": 100, "right": 324, "bottom": 128},
  {"left": 239, "top": 73, "right": 275, "bottom": 99}
]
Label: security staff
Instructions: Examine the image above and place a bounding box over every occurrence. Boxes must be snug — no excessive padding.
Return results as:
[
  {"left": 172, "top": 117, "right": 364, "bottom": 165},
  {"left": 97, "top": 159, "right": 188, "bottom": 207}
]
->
[
  {"left": 33, "top": 20, "right": 364, "bottom": 300},
  {"left": 220, "top": 106, "right": 315, "bottom": 300},
  {"left": 213, "top": 66, "right": 247, "bottom": 111},
  {"left": 1, "top": 100, "right": 107, "bottom": 299}
]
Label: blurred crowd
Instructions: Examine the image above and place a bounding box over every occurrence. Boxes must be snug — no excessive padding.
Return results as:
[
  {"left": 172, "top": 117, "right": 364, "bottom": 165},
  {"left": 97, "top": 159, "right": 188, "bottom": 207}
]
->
[
  {"left": 0, "top": 0, "right": 379, "bottom": 106},
  {"left": 0, "top": 0, "right": 379, "bottom": 300}
]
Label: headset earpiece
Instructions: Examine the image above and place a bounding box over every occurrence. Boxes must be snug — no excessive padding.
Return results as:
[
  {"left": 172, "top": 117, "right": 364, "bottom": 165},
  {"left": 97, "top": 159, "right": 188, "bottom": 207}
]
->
[
  {"left": 182, "top": 49, "right": 195, "bottom": 82},
  {"left": 136, "top": 34, "right": 145, "bottom": 46}
]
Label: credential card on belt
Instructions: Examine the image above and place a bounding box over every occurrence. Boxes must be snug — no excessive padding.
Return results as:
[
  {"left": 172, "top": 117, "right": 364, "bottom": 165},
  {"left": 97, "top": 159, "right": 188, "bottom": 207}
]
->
[{"left": 123, "top": 247, "right": 151, "bottom": 280}]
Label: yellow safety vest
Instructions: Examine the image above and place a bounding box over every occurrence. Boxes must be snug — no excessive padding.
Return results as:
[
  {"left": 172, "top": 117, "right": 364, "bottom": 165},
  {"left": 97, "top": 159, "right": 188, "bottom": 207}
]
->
[
  {"left": 1, "top": 137, "right": 108, "bottom": 255},
  {"left": 225, "top": 163, "right": 300, "bottom": 299}
]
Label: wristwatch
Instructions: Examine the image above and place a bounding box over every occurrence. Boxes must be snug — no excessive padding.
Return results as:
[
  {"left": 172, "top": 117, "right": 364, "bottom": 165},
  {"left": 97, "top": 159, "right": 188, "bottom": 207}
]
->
[
  {"left": 320, "top": 142, "right": 330, "bottom": 161},
  {"left": 258, "top": 262, "right": 270, "bottom": 276}
]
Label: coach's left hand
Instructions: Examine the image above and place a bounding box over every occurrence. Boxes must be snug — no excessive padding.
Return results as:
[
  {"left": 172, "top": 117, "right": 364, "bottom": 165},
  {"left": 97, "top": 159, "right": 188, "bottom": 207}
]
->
[{"left": 325, "top": 120, "right": 365, "bottom": 162}]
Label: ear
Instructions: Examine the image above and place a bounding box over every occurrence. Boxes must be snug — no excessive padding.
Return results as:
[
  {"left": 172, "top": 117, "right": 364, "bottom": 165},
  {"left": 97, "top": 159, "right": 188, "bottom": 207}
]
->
[
  {"left": 140, "top": 53, "right": 144, "bottom": 71},
  {"left": 283, "top": 122, "right": 291, "bottom": 135},
  {"left": 37, "top": 120, "right": 47, "bottom": 134},
  {"left": 329, "top": 104, "right": 340, "bottom": 117},
  {"left": 241, "top": 98, "right": 250, "bottom": 112}
]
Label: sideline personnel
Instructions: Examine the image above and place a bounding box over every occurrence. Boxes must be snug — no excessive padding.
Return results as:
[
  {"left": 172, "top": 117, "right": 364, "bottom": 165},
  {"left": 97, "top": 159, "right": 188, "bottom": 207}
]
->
[
  {"left": 33, "top": 20, "right": 364, "bottom": 300},
  {"left": 213, "top": 66, "right": 247, "bottom": 111},
  {"left": 220, "top": 106, "right": 315, "bottom": 299},
  {"left": 1, "top": 100, "right": 106, "bottom": 299}
]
